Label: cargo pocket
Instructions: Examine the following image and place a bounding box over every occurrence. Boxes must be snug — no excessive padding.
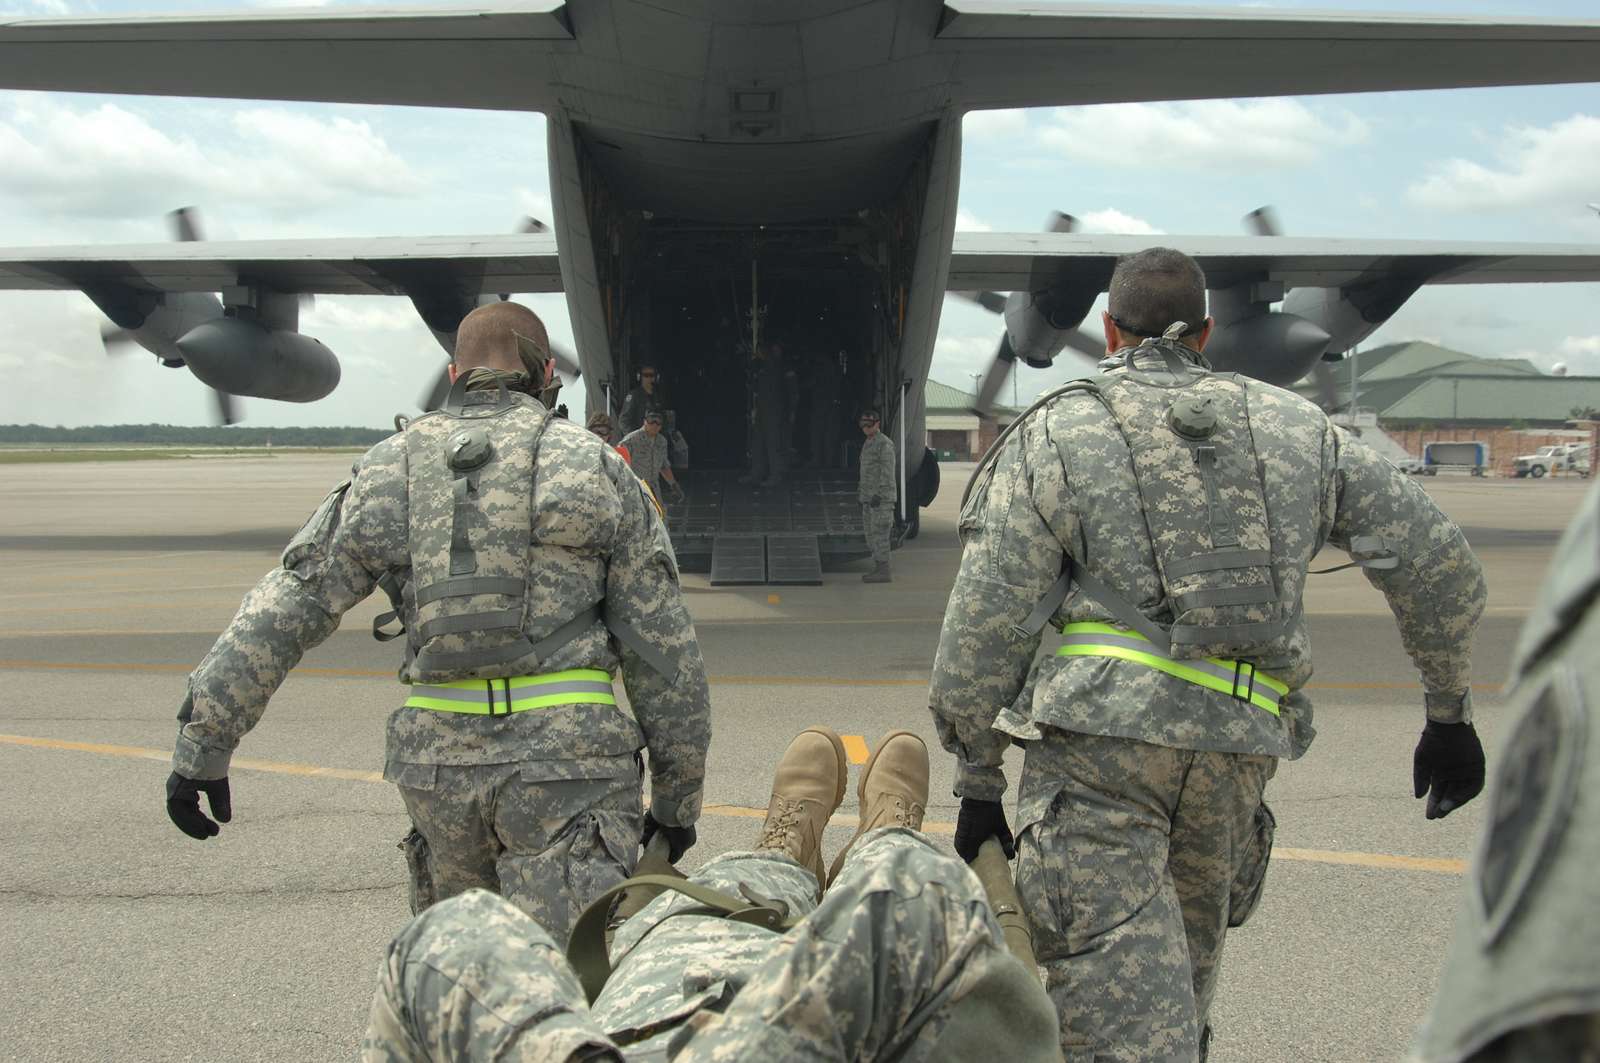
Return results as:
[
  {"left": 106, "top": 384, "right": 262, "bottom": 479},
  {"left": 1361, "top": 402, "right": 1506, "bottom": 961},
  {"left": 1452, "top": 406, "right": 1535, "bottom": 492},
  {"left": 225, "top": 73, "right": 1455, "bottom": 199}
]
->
[
  {"left": 281, "top": 478, "right": 351, "bottom": 577},
  {"left": 1012, "top": 781, "right": 1069, "bottom": 964},
  {"left": 383, "top": 759, "right": 439, "bottom": 794},
  {"left": 398, "top": 827, "right": 436, "bottom": 915},
  {"left": 499, "top": 754, "right": 643, "bottom": 933},
  {"left": 1228, "top": 801, "right": 1276, "bottom": 928}
]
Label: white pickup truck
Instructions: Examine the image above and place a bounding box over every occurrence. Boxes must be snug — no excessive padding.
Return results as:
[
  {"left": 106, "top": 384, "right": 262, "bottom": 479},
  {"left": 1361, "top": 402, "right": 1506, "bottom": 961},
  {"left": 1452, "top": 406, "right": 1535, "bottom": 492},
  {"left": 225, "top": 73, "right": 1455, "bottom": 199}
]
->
[{"left": 1513, "top": 444, "right": 1591, "bottom": 479}]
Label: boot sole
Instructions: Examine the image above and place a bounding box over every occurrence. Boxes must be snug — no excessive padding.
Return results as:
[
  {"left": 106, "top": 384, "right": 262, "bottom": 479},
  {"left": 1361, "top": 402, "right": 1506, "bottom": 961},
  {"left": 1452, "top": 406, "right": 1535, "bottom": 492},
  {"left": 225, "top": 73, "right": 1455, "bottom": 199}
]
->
[{"left": 826, "top": 729, "right": 926, "bottom": 885}]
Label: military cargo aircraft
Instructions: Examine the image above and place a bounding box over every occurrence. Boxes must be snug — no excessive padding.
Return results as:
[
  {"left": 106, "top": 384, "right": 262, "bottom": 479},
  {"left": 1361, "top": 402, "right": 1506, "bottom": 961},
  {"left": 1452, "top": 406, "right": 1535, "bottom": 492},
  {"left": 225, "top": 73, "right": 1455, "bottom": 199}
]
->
[{"left": 3, "top": 1, "right": 1600, "bottom": 576}]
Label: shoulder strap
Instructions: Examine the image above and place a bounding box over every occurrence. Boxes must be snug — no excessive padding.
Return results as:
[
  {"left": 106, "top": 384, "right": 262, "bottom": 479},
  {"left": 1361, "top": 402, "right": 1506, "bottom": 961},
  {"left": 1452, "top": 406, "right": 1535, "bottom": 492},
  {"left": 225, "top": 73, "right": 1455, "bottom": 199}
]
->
[
  {"left": 1014, "top": 557, "right": 1175, "bottom": 654},
  {"left": 962, "top": 376, "right": 1105, "bottom": 512}
]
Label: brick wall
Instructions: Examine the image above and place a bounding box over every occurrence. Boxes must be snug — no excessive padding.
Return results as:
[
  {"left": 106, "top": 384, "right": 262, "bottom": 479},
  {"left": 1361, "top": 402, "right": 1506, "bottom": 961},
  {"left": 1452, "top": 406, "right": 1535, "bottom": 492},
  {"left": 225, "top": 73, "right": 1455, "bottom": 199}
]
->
[{"left": 1384, "top": 424, "right": 1591, "bottom": 476}]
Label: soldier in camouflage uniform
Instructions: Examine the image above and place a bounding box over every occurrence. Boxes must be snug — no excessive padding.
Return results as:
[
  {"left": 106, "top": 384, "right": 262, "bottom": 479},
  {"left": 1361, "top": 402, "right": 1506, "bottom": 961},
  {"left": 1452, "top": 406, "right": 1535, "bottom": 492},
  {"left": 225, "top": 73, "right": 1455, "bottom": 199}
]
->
[
  {"left": 929, "top": 248, "right": 1489, "bottom": 1061},
  {"left": 858, "top": 409, "right": 896, "bottom": 583},
  {"left": 618, "top": 409, "right": 682, "bottom": 503},
  {"left": 164, "top": 301, "right": 711, "bottom": 942},
  {"left": 1411, "top": 482, "right": 1600, "bottom": 1063},
  {"left": 362, "top": 727, "right": 1061, "bottom": 1062}
]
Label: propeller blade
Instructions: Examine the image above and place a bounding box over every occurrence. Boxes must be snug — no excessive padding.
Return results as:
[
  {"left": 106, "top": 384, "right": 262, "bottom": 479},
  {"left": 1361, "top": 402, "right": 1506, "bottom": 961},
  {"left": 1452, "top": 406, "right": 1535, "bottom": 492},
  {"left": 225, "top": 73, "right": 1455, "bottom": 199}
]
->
[
  {"left": 1047, "top": 211, "right": 1078, "bottom": 234},
  {"left": 550, "top": 341, "right": 581, "bottom": 380},
  {"left": 213, "top": 388, "right": 238, "bottom": 426},
  {"left": 168, "top": 206, "right": 204, "bottom": 242},
  {"left": 420, "top": 364, "right": 452, "bottom": 412},
  {"left": 1313, "top": 361, "right": 1339, "bottom": 411},
  {"left": 1062, "top": 329, "right": 1104, "bottom": 360},
  {"left": 1243, "top": 206, "right": 1283, "bottom": 238},
  {"left": 951, "top": 291, "right": 1007, "bottom": 315},
  {"left": 974, "top": 332, "right": 1018, "bottom": 415},
  {"left": 100, "top": 324, "right": 135, "bottom": 352}
]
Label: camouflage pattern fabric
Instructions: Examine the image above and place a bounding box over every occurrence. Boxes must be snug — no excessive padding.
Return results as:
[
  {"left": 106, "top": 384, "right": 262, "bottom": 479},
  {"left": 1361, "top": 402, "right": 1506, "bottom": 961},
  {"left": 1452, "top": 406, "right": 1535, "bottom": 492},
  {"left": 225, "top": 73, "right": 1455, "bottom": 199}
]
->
[
  {"left": 859, "top": 431, "right": 896, "bottom": 564},
  {"left": 1411, "top": 483, "right": 1600, "bottom": 1063},
  {"left": 928, "top": 341, "right": 1484, "bottom": 1058},
  {"left": 363, "top": 887, "right": 622, "bottom": 1063},
  {"left": 618, "top": 427, "right": 672, "bottom": 497},
  {"left": 1015, "top": 729, "right": 1274, "bottom": 1061},
  {"left": 857, "top": 431, "right": 896, "bottom": 503},
  {"left": 173, "top": 379, "right": 710, "bottom": 913},
  {"left": 363, "top": 828, "right": 1061, "bottom": 1061},
  {"left": 862, "top": 504, "right": 894, "bottom": 566},
  {"left": 394, "top": 755, "right": 641, "bottom": 941},
  {"left": 929, "top": 341, "right": 1485, "bottom": 802}
]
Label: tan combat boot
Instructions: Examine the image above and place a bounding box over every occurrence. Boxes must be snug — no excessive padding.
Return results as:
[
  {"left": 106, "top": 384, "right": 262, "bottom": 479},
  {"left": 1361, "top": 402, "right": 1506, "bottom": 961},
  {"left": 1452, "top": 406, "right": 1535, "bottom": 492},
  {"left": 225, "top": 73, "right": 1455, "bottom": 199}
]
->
[
  {"left": 826, "top": 730, "right": 928, "bottom": 886},
  {"left": 755, "top": 727, "right": 848, "bottom": 890},
  {"left": 862, "top": 561, "right": 891, "bottom": 583}
]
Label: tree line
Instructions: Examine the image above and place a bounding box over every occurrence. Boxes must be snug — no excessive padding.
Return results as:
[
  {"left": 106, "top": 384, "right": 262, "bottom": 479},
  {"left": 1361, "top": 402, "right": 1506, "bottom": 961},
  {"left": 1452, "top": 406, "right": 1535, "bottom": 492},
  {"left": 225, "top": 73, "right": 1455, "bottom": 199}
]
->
[{"left": 0, "top": 424, "right": 392, "bottom": 446}]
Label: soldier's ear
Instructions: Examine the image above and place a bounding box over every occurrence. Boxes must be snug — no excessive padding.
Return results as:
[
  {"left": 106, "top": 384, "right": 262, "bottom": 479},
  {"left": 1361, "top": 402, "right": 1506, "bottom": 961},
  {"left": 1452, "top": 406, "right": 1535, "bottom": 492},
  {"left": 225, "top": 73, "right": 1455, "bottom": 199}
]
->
[
  {"left": 447, "top": 363, "right": 459, "bottom": 383},
  {"left": 1192, "top": 317, "right": 1215, "bottom": 353}
]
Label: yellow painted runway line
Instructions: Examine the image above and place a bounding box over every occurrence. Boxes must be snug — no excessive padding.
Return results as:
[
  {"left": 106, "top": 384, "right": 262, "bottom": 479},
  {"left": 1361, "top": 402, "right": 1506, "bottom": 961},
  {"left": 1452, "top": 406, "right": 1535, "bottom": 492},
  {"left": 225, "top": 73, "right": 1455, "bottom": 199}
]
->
[
  {"left": 1, "top": 733, "right": 1468, "bottom": 876},
  {"left": 840, "top": 734, "right": 870, "bottom": 764},
  {"left": 1273, "top": 846, "right": 1466, "bottom": 876}
]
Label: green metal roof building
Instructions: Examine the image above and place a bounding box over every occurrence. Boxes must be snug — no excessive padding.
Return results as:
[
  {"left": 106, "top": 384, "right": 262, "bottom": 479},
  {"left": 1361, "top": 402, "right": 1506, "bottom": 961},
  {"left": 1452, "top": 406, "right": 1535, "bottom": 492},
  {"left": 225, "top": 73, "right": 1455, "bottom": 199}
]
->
[
  {"left": 1298, "top": 341, "right": 1600, "bottom": 427},
  {"left": 924, "top": 379, "right": 1019, "bottom": 459}
]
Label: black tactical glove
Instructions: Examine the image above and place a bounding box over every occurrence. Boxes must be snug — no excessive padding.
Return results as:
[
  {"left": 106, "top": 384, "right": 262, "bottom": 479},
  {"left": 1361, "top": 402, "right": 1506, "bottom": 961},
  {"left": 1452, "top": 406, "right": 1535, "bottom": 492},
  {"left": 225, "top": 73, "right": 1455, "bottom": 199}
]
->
[
  {"left": 165, "top": 771, "right": 232, "bottom": 840},
  {"left": 954, "top": 798, "right": 1015, "bottom": 863},
  {"left": 641, "top": 812, "right": 697, "bottom": 863},
  {"left": 1412, "top": 720, "right": 1486, "bottom": 820},
  {"left": 869, "top": 494, "right": 884, "bottom": 507}
]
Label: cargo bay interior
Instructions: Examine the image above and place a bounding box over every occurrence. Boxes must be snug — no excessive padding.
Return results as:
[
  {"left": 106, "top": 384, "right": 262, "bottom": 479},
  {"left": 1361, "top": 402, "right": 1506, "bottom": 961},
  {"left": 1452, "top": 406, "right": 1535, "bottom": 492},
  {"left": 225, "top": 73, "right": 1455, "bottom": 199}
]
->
[{"left": 605, "top": 221, "right": 907, "bottom": 578}]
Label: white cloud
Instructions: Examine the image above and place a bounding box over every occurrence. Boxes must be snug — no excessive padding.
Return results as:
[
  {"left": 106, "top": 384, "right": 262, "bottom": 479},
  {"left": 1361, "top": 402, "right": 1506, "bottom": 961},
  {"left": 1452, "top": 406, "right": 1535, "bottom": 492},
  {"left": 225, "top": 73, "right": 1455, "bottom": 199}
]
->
[
  {"left": 1554, "top": 335, "right": 1600, "bottom": 375},
  {"left": 302, "top": 297, "right": 425, "bottom": 334},
  {"left": 955, "top": 209, "right": 992, "bottom": 233},
  {"left": 1407, "top": 114, "right": 1600, "bottom": 213},
  {"left": 1035, "top": 99, "right": 1367, "bottom": 170},
  {"left": 0, "top": 98, "right": 425, "bottom": 220},
  {"left": 1076, "top": 208, "right": 1163, "bottom": 235},
  {"left": 964, "top": 109, "right": 1028, "bottom": 139}
]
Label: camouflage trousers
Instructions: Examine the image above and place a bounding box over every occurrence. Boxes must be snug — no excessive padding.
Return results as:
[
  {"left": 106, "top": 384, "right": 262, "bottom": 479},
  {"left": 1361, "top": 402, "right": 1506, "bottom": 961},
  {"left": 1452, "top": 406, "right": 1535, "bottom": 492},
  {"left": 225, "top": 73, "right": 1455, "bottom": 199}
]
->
[
  {"left": 362, "top": 827, "right": 1060, "bottom": 1062},
  {"left": 1015, "top": 729, "right": 1276, "bottom": 1062},
  {"left": 862, "top": 502, "right": 893, "bottom": 565},
  {"left": 392, "top": 756, "right": 642, "bottom": 943}
]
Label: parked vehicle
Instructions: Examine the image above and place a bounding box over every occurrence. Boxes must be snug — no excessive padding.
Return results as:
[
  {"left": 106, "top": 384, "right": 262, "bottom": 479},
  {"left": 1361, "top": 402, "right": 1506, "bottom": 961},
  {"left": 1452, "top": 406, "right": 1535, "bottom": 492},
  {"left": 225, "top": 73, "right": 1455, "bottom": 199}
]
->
[
  {"left": 1423, "top": 441, "right": 1489, "bottom": 477},
  {"left": 1513, "top": 443, "right": 1591, "bottom": 479},
  {"left": 1388, "top": 455, "right": 1426, "bottom": 475}
]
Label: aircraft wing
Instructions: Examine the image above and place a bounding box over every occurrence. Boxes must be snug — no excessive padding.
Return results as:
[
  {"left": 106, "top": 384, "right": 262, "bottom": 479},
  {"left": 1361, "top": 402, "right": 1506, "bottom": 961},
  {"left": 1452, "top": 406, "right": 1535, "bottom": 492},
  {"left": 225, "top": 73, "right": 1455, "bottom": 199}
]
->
[
  {"left": 938, "top": 3, "right": 1600, "bottom": 109},
  {"left": 0, "top": 233, "right": 564, "bottom": 296},
  {"left": 2, "top": 3, "right": 1599, "bottom": 114},
  {"left": 0, "top": 2, "right": 573, "bottom": 111},
  {"left": 947, "top": 234, "right": 1600, "bottom": 294}
]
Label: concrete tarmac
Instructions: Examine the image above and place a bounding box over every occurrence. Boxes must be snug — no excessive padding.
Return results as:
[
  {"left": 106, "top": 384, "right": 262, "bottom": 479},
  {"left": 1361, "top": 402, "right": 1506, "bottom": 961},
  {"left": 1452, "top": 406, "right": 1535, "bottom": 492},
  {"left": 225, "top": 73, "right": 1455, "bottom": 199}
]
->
[{"left": 0, "top": 453, "right": 1588, "bottom": 1062}]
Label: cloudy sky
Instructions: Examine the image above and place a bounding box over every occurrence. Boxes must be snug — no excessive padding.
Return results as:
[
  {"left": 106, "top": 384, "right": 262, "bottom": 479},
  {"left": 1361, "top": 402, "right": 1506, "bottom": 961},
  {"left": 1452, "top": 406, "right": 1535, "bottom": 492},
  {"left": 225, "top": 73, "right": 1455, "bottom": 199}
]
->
[{"left": 2, "top": 0, "right": 1599, "bottom": 427}]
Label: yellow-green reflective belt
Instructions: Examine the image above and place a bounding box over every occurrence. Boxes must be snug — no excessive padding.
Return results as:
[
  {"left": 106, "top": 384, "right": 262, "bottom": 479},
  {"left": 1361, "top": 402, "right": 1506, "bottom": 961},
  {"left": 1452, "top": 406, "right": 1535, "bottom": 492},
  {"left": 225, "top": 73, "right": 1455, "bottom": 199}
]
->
[
  {"left": 1055, "top": 622, "right": 1288, "bottom": 716},
  {"left": 404, "top": 669, "right": 616, "bottom": 715}
]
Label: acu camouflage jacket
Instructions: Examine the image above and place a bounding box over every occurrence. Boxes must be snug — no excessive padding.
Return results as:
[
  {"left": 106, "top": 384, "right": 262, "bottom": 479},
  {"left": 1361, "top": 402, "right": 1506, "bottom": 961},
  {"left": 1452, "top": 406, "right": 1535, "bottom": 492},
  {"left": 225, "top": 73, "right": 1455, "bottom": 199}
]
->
[
  {"left": 173, "top": 392, "right": 710, "bottom": 827},
  {"left": 930, "top": 345, "right": 1486, "bottom": 800}
]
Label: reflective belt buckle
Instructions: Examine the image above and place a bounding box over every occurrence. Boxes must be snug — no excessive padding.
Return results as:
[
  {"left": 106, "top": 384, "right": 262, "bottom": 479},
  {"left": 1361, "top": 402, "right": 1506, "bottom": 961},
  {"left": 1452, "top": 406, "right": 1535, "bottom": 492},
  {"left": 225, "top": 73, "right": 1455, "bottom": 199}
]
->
[
  {"left": 486, "top": 678, "right": 507, "bottom": 717},
  {"left": 1230, "top": 661, "right": 1257, "bottom": 703}
]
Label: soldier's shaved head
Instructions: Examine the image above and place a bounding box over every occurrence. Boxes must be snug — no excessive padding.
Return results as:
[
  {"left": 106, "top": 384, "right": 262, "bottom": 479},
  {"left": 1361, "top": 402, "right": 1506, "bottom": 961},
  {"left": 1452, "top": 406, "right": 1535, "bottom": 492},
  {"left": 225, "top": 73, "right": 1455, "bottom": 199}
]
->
[
  {"left": 1106, "top": 247, "right": 1208, "bottom": 341},
  {"left": 454, "top": 302, "right": 550, "bottom": 382}
]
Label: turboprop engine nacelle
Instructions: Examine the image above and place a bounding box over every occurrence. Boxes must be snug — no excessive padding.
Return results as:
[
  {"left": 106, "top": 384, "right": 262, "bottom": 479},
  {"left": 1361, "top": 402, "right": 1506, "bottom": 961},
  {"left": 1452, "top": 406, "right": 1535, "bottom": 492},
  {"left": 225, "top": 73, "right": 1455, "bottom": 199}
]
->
[
  {"left": 1202, "top": 311, "right": 1332, "bottom": 388},
  {"left": 176, "top": 318, "right": 341, "bottom": 402},
  {"left": 1002, "top": 286, "right": 1098, "bottom": 369},
  {"left": 1280, "top": 279, "right": 1426, "bottom": 356}
]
